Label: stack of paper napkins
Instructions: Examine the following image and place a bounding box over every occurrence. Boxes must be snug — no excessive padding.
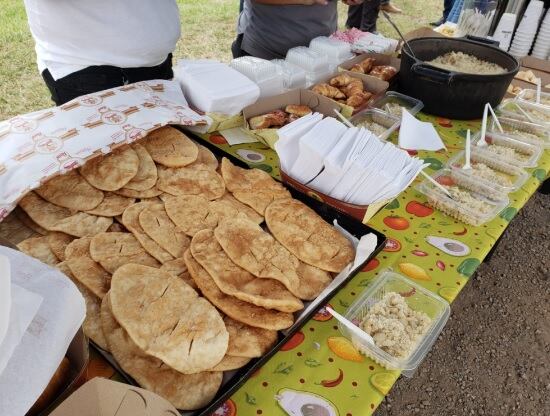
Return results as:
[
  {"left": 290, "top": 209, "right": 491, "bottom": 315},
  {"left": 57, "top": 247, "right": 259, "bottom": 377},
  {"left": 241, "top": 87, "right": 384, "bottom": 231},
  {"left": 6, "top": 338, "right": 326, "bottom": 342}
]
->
[
  {"left": 276, "top": 114, "right": 427, "bottom": 205},
  {"left": 174, "top": 59, "right": 260, "bottom": 115},
  {"left": 0, "top": 249, "right": 85, "bottom": 416}
]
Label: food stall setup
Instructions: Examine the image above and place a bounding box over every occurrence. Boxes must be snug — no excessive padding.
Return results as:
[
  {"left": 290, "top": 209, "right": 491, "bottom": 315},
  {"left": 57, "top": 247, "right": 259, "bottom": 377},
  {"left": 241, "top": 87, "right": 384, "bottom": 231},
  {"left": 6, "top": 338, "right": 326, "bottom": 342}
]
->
[{"left": 0, "top": 16, "right": 549, "bottom": 416}]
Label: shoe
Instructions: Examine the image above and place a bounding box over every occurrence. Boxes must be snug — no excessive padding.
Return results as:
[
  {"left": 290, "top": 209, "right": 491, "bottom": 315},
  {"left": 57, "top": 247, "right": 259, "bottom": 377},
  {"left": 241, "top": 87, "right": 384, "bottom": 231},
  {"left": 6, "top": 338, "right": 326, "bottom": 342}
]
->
[
  {"left": 380, "top": 3, "right": 402, "bottom": 13},
  {"left": 430, "top": 18, "right": 445, "bottom": 26}
]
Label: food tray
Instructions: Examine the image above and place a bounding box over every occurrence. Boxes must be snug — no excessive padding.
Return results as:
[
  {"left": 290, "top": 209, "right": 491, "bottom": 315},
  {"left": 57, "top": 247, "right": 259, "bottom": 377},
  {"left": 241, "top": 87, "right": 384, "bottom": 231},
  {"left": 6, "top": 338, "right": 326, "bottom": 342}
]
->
[
  {"left": 339, "top": 270, "right": 450, "bottom": 377},
  {"left": 229, "top": 57, "right": 285, "bottom": 97},
  {"left": 490, "top": 116, "right": 550, "bottom": 149},
  {"left": 93, "top": 133, "right": 387, "bottom": 416},
  {"left": 285, "top": 47, "right": 334, "bottom": 86},
  {"left": 370, "top": 91, "right": 424, "bottom": 119},
  {"left": 447, "top": 150, "right": 528, "bottom": 201},
  {"left": 516, "top": 89, "right": 550, "bottom": 109},
  {"left": 309, "top": 36, "right": 354, "bottom": 65},
  {"left": 498, "top": 99, "right": 550, "bottom": 128},
  {"left": 471, "top": 131, "right": 543, "bottom": 168},
  {"left": 271, "top": 59, "right": 307, "bottom": 91},
  {"left": 416, "top": 169, "right": 510, "bottom": 226},
  {"left": 349, "top": 108, "right": 400, "bottom": 141}
]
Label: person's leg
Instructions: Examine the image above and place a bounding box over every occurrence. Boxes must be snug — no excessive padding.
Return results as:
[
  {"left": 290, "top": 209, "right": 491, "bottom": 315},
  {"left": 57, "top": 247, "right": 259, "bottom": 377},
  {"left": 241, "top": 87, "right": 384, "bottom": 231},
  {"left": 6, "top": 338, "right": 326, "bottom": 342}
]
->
[
  {"left": 41, "top": 66, "right": 122, "bottom": 106},
  {"left": 380, "top": 0, "right": 402, "bottom": 14},
  {"left": 346, "top": 4, "right": 364, "bottom": 29},
  {"left": 443, "top": 0, "right": 455, "bottom": 20},
  {"left": 231, "top": 33, "right": 251, "bottom": 58},
  {"left": 360, "top": 0, "right": 382, "bottom": 33},
  {"left": 239, "top": 0, "right": 244, "bottom": 13}
]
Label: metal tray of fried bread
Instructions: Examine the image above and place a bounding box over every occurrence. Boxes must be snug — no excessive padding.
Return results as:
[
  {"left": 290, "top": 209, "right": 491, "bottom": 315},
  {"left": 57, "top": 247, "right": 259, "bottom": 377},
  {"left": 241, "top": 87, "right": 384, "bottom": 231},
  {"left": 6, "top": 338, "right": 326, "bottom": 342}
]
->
[{"left": 92, "top": 129, "right": 387, "bottom": 416}]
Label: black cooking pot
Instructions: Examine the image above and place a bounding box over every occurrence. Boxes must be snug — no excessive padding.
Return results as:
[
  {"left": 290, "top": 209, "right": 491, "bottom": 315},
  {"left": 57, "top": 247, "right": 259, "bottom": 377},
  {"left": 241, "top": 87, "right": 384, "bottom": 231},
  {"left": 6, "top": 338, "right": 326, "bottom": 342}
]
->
[{"left": 399, "top": 36, "right": 519, "bottom": 119}]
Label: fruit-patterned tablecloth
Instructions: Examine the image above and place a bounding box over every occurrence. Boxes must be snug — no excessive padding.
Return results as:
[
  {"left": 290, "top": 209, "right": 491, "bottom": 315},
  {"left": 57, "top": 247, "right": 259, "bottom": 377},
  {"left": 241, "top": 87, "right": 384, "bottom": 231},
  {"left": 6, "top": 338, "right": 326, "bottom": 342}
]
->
[{"left": 86, "top": 113, "right": 550, "bottom": 416}]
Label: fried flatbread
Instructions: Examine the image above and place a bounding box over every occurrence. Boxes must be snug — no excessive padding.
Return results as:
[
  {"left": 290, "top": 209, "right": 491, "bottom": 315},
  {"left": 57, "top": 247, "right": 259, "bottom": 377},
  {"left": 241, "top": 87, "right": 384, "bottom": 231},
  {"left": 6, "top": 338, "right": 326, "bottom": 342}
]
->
[
  {"left": 109, "top": 264, "right": 228, "bottom": 374},
  {"left": 139, "top": 204, "right": 190, "bottom": 258},
  {"left": 36, "top": 170, "right": 104, "bottom": 210},
  {"left": 80, "top": 146, "right": 139, "bottom": 191},
  {"left": 89, "top": 232, "right": 160, "bottom": 273},
  {"left": 189, "top": 145, "right": 218, "bottom": 170},
  {"left": 184, "top": 250, "right": 293, "bottom": 330},
  {"left": 14, "top": 206, "right": 48, "bottom": 235},
  {"left": 159, "top": 257, "right": 197, "bottom": 290},
  {"left": 224, "top": 316, "right": 277, "bottom": 358},
  {"left": 65, "top": 237, "right": 111, "bottom": 298},
  {"left": 101, "top": 295, "right": 222, "bottom": 410},
  {"left": 157, "top": 164, "right": 225, "bottom": 200},
  {"left": 47, "top": 232, "right": 74, "bottom": 262},
  {"left": 122, "top": 203, "right": 173, "bottom": 263},
  {"left": 84, "top": 193, "right": 135, "bottom": 217},
  {"left": 209, "top": 355, "right": 251, "bottom": 372},
  {"left": 123, "top": 143, "right": 158, "bottom": 191},
  {"left": 17, "top": 236, "right": 59, "bottom": 266},
  {"left": 19, "top": 192, "right": 112, "bottom": 237},
  {"left": 143, "top": 126, "right": 198, "bottom": 167},
  {"left": 215, "top": 217, "right": 331, "bottom": 300},
  {"left": 114, "top": 186, "right": 163, "bottom": 199},
  {"left": 265, "top": 198, "right": 355, "bottom": 273},
  {"left": 190, "top": 230, "right": 303, "bottom": 313}
]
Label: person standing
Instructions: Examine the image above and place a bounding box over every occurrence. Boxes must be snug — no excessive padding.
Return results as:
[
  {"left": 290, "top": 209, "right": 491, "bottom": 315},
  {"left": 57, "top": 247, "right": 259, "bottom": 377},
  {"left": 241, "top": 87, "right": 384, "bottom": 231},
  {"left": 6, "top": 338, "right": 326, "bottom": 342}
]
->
[
  {"left": 23, "top": 0, "right": 181, "bottom": 105},
  {"left": 346, "top": 0, "right": 382, "bottom": 33},
  {"left": 233, "top": 0, "right": 363, "bottom": 60},
  {"left": 431, "top": 0, "right": 456, "bottom": 26}
]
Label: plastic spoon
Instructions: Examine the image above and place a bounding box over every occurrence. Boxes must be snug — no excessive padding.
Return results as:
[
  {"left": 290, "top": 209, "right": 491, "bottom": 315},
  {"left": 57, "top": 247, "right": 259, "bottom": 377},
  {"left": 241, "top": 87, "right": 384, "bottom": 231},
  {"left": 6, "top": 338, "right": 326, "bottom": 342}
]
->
[
  {"left": 486, "top": 103, "right": 503, "bottom": 133},
  {"left": 477, "top": 103, "right": 489, "bottom": 147},
  {"left": 325, "top": 306, "right": 375, "bottom": 346},
  {"left": 536, "top": 79, "right": 541, "bottom": 104},
  {"left": 463, "top": 129, "right": 471, "bottom": 170},
  {"left": 333, "top": 109, "right": 354, "bottom": 128},
  {"left": 513, "top": 102, "right": 535, "bottom": 123},
  {"left": 420, "top": 169, "right": 454, "bottom": 199}
]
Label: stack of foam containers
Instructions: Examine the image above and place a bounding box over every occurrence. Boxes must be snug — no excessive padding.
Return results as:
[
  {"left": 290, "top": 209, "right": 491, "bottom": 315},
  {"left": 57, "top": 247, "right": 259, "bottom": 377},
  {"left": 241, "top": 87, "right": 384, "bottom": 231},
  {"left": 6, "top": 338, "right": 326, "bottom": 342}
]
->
[
  {"left": 508, "top": 0, "right": 544, "bottom": 58},
  {"left": 285, "top": 47, "right": 334, "bottom": 87},
  {"left": 229, "top": 57, "right": 285, "bottom": 98}
]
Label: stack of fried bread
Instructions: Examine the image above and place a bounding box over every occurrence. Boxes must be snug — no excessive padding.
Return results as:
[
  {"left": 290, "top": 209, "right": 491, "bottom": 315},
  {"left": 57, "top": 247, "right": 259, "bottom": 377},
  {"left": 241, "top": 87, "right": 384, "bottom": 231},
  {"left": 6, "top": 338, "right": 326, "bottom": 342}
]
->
[
  {"left": 13, "top": 126, "right": 355, "bottom": 410},
  {"left": 312, "top": 73, "right": 373, "bottom": 108}
]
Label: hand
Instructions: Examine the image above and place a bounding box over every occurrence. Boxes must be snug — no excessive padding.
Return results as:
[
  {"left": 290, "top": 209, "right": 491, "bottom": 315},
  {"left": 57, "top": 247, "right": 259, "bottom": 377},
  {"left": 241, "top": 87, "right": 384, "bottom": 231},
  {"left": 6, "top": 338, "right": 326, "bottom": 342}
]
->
[{"left": 342, "top": 0, "right": 364, "bottom": 5}]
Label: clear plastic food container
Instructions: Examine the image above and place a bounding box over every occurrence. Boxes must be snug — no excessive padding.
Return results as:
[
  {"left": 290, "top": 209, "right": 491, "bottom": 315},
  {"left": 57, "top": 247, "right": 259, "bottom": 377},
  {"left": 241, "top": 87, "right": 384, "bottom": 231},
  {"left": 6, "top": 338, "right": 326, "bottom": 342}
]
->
[
  {"left": 416, "top": 169, "right": 510, "bottom": 226},
  {"left": 498, "top": 99, "right": 550, "bottom": 128},
  {"left": 309, "top": 36, "right": 354, "bottom": 65},
  {"left": 350, "top": 108, "right": 400, "bottom": 140},
  {"left": 285, "top": 47, "right": 333, "bottom": 86},
  {"left": 490, "top": 116, "right": 550, "bottom": 149},
  {"left": 271, "top": 59, "right": 307, "bottom": 91},
  {"left": 371, "top": 91, "right": 424, "bottom": 119},
  {"left": 230, "top": 57, "right": 285, "bottom": 97},
  {"left": 516, "top": 89, "right": 550, "bottom": 109},
  {"left": 340, "top": 270, "right": 450, "bottom": 377},
  {"left": 447, "top": 150, "right": 528, "bottom": 201},
  {"left": 472, "top": 131, "right": 542, "bottom": 168}
]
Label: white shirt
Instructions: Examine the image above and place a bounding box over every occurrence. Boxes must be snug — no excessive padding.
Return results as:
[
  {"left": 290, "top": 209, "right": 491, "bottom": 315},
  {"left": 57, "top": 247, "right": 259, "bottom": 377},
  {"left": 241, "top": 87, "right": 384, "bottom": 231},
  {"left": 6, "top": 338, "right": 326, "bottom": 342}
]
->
[{"left": 24, "top": 0, "right": 181, "bottom": 80}]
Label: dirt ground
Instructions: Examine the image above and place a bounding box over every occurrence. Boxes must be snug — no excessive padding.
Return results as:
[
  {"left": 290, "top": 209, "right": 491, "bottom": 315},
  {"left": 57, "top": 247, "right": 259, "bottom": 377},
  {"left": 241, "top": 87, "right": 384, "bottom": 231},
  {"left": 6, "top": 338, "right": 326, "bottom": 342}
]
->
[{"left": 375, "top": 192, "right": 550, "bottom": 416}]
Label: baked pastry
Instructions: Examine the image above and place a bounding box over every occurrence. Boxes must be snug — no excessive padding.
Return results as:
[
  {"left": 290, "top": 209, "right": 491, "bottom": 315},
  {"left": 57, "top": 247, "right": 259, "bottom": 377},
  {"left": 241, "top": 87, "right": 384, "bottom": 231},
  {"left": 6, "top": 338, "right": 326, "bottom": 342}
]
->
[
  {"left": 285, "top": 105, "right": 312, "bottom": 117},
  {"left": 329, "top": 73, "right": 357, "bottom": 88},
  {"left": 369, "top": 65, "right": 397, "bottom": 81},
  {"left": 346, "top": 91, "right": 372, "bottom": 108},
  {"left": 249, "top": 110, "right": 287, "bottom": 130},
  {"left": 312, "top": 83, "right": 346, "bottom": 100},
  {"left": 349, "top": 57, "right": 376, "bottom": 74}
]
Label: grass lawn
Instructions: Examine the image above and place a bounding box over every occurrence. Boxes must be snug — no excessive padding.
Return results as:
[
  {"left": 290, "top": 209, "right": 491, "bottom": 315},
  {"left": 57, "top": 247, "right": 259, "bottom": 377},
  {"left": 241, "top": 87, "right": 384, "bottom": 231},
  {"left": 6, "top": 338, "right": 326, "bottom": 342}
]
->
[{"left": 0, "top": 0, "right": 441, "bottom": 120}]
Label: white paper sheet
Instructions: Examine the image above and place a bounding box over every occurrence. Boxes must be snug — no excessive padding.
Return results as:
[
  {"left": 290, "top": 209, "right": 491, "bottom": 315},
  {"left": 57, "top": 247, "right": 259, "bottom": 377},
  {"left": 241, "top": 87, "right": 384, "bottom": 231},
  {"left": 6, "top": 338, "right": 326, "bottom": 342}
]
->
[
  {"left": 398, "top": 109, "right": 446, "bottom": 151},
  {"left": 0, "top": 247, "right": 85, "bottom": 416},
  {"left": 0, "top": 255, "right": 10, "bottom": 348},
  {"left": 220, "top": 127, "right": 259, "bottom": 146}
]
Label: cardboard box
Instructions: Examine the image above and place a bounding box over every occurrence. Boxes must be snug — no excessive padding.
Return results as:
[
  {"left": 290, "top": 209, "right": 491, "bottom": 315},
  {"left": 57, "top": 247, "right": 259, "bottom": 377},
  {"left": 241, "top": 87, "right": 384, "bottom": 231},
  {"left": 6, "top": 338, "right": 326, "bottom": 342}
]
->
[
  {"left": 505, "top": 60, "right": 550, "bottom": 99},
  {"left": 402, "top": 27, "right": 445, "bottom": 42},
  {"left": 242, "top": 89, "right": 341, "bottom": 149},
  {"left": 280, "top": 170, "right": 389, "bottom": 223},
  {"left": 49, "top": 378, "right": 179, "bottom": 416},
  {"left": 339, "top": 53, "right": 401, "bottom": 83},
  {"left": 310, "top": 72, "right": 389, "bottom": 118}
]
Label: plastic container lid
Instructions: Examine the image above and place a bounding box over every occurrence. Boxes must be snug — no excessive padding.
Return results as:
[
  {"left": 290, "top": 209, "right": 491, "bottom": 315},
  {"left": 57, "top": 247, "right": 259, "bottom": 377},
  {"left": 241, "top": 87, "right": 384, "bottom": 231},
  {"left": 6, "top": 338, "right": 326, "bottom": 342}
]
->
[
  {"left": 339, "top": 270, "right": 450, "bottom": 377},
  {"left": 447, "top": 150, "right": 528, "bottom": 201},
  {"left": 516, "top": 89, "right": 550, "bottom": 109},
  {"left": 416, "top": 168, "right": 510, "bottom": 226},
  {"left": 371, "top": 92, "right": 424, "bottom": 119},
  {"left": 349, "top": 108, "right": 400, "bottom": 141},
  {"left": 286, "top": 46, "right": 330, "bottom": 73},
  {"left": 490, "top": 116, "right": 550, "bottom": 149},
  {"left": 271, "top": 59, "right": 307, "bottom": 91},
  {"left": 472, "top": 130, "right": 542, "bottom": 168},
  {"left": 309, "top": 36, "right": 354, "bottom": 64},
  {"left": 498, "top": 99, "right": 550, "bottom": 128},
  {"left": 230, "top": 57, "right": 285, "bottom": 97}
]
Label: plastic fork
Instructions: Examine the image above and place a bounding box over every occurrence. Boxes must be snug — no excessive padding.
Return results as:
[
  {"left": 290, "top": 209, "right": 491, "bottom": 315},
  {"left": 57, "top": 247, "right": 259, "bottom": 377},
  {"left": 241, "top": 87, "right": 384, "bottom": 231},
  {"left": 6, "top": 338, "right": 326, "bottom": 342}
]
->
[{"left": 326, "top": 306, "right": 375, "bottom": 346}]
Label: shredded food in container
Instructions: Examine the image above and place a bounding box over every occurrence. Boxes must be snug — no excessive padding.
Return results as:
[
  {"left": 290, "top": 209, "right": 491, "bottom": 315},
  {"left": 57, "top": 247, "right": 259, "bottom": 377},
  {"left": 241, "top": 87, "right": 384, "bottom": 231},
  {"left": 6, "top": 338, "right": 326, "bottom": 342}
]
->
[{"left": 427, "top": 51, "right": 506, "bottom": 75}]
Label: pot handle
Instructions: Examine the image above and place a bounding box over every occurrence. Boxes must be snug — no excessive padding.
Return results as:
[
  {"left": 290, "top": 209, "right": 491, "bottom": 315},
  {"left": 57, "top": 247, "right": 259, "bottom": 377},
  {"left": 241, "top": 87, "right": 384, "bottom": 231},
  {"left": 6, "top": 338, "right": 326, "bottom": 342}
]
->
[
  {"left": 411, "top": 63, "right": 454, "bottom": 85},
  {"left": 463, "top": 35, "right": 500, "bottom": 48}
]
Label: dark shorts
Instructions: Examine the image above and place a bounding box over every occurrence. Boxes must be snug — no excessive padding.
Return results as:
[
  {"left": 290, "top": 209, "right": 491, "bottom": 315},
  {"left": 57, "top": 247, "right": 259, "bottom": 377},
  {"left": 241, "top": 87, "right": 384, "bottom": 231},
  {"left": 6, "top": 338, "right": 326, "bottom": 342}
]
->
[{"left": 42, "top": 54, "right": 173, "bottom": 106}]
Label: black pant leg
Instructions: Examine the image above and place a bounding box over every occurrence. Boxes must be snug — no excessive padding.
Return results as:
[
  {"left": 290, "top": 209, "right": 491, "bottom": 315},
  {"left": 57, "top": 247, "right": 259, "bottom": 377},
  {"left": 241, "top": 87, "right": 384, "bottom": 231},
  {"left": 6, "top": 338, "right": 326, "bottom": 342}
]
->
[
  {"left": 346, "top": 4, "right": 364, "bottom": 29},
  {"left": 231, "top": 34, "right": 251, "bottom": 58},
  {"left": 361, "top": 0, "right": 382, "bottom": 32}
]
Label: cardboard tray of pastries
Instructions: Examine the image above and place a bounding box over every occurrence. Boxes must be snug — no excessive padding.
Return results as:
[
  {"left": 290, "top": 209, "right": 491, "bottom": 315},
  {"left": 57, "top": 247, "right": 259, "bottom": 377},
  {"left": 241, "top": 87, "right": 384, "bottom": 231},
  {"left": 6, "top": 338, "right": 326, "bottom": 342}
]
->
[{"left": 1, "top": 126, "right": 386, "bottom": 415}]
